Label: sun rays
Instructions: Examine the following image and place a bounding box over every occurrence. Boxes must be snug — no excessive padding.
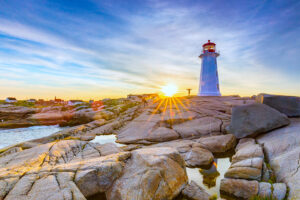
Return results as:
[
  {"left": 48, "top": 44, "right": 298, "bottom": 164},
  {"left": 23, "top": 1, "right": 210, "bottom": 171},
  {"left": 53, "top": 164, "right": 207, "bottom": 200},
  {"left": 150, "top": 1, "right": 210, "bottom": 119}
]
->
[{"left": 147, "top": 95, "right": 196, "bottom": 124}]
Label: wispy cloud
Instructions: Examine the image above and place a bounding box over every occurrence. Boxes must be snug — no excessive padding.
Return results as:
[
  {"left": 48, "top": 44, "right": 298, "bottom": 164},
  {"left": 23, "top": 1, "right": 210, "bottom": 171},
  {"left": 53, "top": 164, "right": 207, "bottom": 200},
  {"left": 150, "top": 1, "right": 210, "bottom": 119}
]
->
[{"left": 0, "top": 0, "right": 299, "bottom": 100}]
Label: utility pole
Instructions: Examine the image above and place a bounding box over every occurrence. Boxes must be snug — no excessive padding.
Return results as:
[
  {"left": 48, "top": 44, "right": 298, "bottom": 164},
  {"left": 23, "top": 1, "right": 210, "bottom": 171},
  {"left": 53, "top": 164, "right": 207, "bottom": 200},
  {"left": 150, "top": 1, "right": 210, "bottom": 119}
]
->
[{"left": 187, "top": 88, "right": 192, "bottom": 96}]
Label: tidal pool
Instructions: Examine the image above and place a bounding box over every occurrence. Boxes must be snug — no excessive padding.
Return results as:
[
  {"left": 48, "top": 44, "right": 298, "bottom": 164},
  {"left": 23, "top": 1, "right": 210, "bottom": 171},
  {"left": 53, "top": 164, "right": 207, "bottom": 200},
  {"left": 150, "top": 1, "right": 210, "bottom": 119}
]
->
[
  {"left": 91, "top": 134, "right": 125, "bottom": 147},
  {"left": 186, "top": 157, "right": 231, "bottom": 197},
  {"left": 0, "top": 125, "right": 65, "bottom": 149}
]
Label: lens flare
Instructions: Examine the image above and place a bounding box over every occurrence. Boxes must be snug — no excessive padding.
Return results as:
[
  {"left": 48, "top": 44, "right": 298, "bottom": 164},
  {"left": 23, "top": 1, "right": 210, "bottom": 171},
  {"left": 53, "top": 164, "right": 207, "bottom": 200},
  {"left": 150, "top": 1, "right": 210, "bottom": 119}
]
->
[{"left": 161, "top": 84, "right": 178, "bottom": 97}]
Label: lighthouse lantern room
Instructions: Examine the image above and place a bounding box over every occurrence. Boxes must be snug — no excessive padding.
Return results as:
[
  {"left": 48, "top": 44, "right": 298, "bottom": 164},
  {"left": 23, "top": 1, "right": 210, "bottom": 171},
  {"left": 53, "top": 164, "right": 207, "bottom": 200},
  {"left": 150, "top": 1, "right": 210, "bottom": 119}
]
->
[{"left": 198, "top": 40, "right": 221, "bottom": 96}]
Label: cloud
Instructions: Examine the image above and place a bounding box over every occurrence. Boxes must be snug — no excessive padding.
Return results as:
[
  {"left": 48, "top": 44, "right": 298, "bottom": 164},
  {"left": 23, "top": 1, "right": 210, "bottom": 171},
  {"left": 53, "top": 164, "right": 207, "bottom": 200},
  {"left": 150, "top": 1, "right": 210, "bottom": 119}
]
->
[{"left": 0, "top": 0, "right": 299, "bottom": 100}]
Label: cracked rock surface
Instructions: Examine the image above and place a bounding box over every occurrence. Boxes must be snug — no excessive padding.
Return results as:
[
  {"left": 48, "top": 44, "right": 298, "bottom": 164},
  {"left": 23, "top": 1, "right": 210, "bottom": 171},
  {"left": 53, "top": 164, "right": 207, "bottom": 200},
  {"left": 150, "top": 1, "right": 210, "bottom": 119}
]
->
[{"left": 257, "top": 118, "right": 300, "bottom": 200}]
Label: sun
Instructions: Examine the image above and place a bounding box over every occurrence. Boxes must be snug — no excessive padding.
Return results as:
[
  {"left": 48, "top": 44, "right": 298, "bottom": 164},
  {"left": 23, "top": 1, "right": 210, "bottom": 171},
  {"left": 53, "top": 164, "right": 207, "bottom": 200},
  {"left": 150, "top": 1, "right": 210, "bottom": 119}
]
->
[{"left": 161, "top": 83, "right": 178, "bottom": 97}]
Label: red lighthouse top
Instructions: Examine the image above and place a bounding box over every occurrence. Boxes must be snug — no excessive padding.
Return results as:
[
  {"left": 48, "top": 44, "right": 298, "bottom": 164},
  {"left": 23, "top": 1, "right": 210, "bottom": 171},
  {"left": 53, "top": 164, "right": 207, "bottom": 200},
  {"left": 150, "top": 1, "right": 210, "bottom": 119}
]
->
[{"left": 202, "top": 40, "right": 216, "bottom": 53}]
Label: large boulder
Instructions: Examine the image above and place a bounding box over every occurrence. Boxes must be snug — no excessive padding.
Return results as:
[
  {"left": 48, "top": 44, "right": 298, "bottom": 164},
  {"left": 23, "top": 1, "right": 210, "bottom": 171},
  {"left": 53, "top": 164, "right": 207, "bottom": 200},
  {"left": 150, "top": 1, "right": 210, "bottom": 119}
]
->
[
  {"left": 225, "top": 139, "right": 264, "bottom": 181},
  {"left": 181, "top": 181, "right": 210, "bottom": 200},
  {"left": 220, "top": 178, "right": 259, "bottom": 199},
  {"left": 0, "top": 140, "right": 130, "bottom": 200},
  {"left": 106, "top": 147, "right": 188, "bottom": 200},
  {"left": 146, "top": 139, "right": 214, "bottom": 168},
  {"left": 256, "top": 93, "right": 300, "bottom": 117},
  {"left": 184, "top": 147, "right": 214, "bottom": 168},
  {"left": 195, "top": 134, "right": 236, "bottom": 153},
  {"left": 256, "top": 118, "right": 300, "bottom": 199},
  {"left": 226, "top": 103, "right": 290, "bottom": 138},
  {"left": 173, "top": 117, "right": 222, "bottom": 139}
]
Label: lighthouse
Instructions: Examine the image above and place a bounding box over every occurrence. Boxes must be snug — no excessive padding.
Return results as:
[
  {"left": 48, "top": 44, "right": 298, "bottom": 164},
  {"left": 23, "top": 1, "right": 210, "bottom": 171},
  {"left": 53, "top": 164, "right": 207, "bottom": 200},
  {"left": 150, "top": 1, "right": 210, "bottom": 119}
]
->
[{"left": 198, "top": 40, "right": 221, "bottom": 96}]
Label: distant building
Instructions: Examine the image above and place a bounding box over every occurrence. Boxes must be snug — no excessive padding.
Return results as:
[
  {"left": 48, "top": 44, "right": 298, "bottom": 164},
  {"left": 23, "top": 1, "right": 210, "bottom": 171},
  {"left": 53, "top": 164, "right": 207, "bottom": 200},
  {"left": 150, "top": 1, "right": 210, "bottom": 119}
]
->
[
  {"left": 68, "top": 100, "right": 84, "bottom": 106},
  {"left": 91, "top": 100, "right": 104, "bottom": 111},
  {"left": 27, "top": 99, "right": 36, "bottom": 103},
  {"left": 54, "top": 96, "right": 64, "bottom": 103},
  {"left": 5, "top": 97, "right": 17, "bottom": 103}
]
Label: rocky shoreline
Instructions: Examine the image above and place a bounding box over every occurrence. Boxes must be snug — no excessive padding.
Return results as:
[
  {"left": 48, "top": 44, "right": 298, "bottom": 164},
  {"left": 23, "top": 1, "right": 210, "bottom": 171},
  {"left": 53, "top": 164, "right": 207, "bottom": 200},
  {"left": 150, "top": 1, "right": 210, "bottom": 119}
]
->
[{"left": 0, "top": 94, "right": 299, "bottom": 200}]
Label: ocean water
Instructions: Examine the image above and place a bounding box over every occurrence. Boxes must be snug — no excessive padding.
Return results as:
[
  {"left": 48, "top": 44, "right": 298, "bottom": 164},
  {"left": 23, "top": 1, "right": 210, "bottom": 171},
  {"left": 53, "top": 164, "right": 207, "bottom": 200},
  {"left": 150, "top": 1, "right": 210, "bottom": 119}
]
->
[{"left": 0, "top": 125, "right": 65, "bottom": 149}]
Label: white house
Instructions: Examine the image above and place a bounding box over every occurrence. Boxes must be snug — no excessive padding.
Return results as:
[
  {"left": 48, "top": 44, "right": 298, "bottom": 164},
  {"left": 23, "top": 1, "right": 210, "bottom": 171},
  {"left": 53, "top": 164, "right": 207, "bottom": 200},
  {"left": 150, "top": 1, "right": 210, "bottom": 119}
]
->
[{"left": 5, "top": 97, "right": 17, "bottom": 103}]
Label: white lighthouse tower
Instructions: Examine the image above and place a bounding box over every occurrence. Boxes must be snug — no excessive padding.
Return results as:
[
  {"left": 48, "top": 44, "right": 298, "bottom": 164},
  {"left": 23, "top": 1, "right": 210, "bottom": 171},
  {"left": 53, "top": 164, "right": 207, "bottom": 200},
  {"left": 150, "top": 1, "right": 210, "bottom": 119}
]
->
[{"left": 198, "top": 40, "right": 221, "bottom": 96}]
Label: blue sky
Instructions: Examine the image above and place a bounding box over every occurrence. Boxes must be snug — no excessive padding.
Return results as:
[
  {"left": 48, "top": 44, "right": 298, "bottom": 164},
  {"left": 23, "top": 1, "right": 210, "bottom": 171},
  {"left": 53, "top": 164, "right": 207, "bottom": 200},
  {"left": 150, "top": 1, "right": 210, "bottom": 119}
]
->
[{"left": 0, "top": 0, "right": 299, "bottom": 100}]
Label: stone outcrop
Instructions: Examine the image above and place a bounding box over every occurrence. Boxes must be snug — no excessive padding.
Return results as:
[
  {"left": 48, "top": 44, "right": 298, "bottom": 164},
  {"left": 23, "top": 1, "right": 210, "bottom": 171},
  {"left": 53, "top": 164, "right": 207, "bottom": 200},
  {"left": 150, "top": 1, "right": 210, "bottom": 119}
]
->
[
  {"left": 117, "top": 96, "right": 253, "bottom": 144},
  {"left": 258, "top": 182, "right": 287, "bottom": 200},
  {"left": 0, "top": 139, "right": 189, "bottom": 200},
  {"left": 256, "top": 93, "right": 300, "bottom": 117},
  {"left": 226, "top": 103, "right": 290, "bottom": 138},
  {"left": 181, "top": 181, "right": 210, "bottom": 200},
  {"left": 0, "top": 140, "right": 130, "bottom": 200},
  {"left": 220, "top": 178, "right": 259, "bottom": 199},
  {"left": 225, "top": 139, "right": 264, "bottom": 180},
  {"left": 195, "top": 134, "right": 236, "bottom": 153},
  {"left": 106, "top": 147, "right": 188, "bottom": 200},
  {"left": 184, "top": 147, "right": 214, "bottom": 168},
  {"left": 257, "top": 118, "right": 300, "bottom": 200}
]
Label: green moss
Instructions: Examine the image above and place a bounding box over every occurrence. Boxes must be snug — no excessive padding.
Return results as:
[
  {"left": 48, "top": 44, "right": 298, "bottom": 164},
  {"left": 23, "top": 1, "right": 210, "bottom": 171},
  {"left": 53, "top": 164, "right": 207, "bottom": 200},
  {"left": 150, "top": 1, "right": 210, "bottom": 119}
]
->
[
  {"left": 250, "top": 195, "right": 276, "bottom": 200},
  {"left": 209, "top": 194, "right": 218, "bottom": 200},
  {"left": 13, "top": 101, "right": 35, "bottom": 107}
]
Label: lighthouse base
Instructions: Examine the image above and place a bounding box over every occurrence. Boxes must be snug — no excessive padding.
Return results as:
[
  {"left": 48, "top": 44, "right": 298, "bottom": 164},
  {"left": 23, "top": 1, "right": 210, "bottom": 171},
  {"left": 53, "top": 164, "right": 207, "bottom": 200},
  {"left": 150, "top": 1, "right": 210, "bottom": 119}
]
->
[{"left": 198, "top": 92, "right": 221, "bottom": 96}]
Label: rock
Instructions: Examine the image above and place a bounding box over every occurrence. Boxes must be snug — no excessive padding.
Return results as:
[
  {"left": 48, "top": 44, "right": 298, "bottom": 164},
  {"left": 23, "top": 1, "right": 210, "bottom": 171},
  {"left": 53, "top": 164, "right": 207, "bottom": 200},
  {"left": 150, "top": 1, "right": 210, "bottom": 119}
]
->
[
  {"left": 195, "top": 134, "right": 236, "bottom": 153},
  {"left": 0, "top": 105, "right": 36, "bottom": 121},
  {"left": 256, "top": 93, "right": 300, "bottom": 117},
  {"left": 220, "top": 178, "right": 259, "bottom": 199},
  {"left": 226, "top": 103, "right": 290, "bottom": 138},
  {"left": 0, "top": 140, "right": 131, "bottom": 200},
  {"left": 256, "top": 118, "right": 300, "bottom": 199},
  {"left": 235, "top": 138, "right": 255, "bottom": 152},
  {"left": 231, "top": 157, "right": 263, "bottom": 169},
  {"left": 0, "top": 147, "right": 22, "bottom": 157},
  {"left": 261, "top": 162, "right": 271, "bottom": 182},
  {"left": 225, "top": 166, "right": 262, "bottom": 180},
  {"left": 88, "top": 121, "right": 123, "bottom": 135},
  {"left": 184, "top": 147, "right": 214, "bottom": 168},
  {"left": 117, "top": 107, "right": 199, "bottom": 144},
  {"left": 173, "top": 117, "right": 222, "bottom": 139},
  {"left": 258, "top": 182, "right": 272, "bottom": 198},
  {"left": 182, "top": 181, "right": 210, "bottom": 200},
  {"left": 225, "top": 140, "right": 264, "bottom": 181},
  {"left": 232, "top": 143, "right": 264, "bottom": 163},
  {"left": 272, "top": 183, "right": 287, "bottom": 200},
  {"left": 73, "top": 152, "right": 130, "bottom": 197},
  {"left": 106, "top": 147, "right": 188, "bottom": 200},
  {"left": 146, "top": 127, "right": 180, "bottom": 142},
  {"left": 95, "top": 142, "right": 123, "bottom": 156},
  {"left": 146, "top": 139, "right": 215, "bottom": 168}
]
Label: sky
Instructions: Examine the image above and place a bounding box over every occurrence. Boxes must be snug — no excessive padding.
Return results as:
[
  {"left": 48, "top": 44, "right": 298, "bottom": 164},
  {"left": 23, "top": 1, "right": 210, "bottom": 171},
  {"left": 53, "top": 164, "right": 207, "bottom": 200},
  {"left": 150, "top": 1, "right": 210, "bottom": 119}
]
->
[{"left": 0, "top": 0, "right": 299, "bottom": 100}]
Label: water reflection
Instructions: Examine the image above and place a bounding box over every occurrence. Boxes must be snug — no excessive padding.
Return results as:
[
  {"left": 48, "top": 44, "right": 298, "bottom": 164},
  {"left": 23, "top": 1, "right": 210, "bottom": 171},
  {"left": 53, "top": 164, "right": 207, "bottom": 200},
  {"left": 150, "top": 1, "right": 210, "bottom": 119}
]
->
[
  {"left": 91, "top": 135, "right": 125, "bottom": 147},
  {"left": 200, "top": 159, "right": 220, "bottom": 188},
  {"left": 186, "top": 157, "right": 231, "bottom": 197}
]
